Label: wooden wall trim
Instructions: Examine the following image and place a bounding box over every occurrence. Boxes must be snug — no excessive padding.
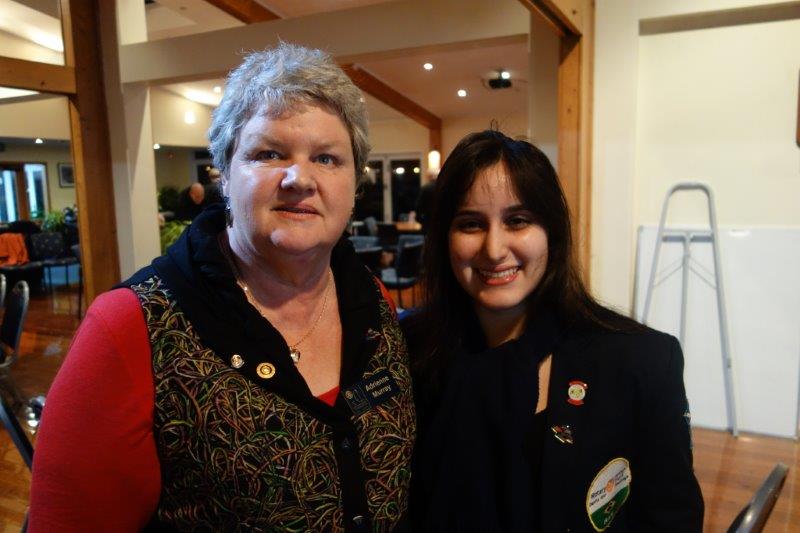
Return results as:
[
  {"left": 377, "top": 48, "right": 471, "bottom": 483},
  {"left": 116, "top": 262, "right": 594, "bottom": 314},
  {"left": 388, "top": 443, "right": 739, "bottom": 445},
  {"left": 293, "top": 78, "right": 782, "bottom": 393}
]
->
[
  {"left": 61, "top": 0, "right": 120, "bottom": 303},
  {"left": 0, "top": 56, "right": 76, "bottom": 95},
  {"left": 204, "top": 0, "right": 280, "bottom": 23}
]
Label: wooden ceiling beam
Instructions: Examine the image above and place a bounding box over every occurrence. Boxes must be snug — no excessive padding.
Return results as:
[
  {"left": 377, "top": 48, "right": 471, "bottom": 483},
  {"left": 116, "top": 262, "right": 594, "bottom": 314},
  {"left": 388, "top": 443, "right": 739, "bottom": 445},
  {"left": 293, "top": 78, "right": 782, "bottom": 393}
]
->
[
  {"left": 340, "top": 64, "right": 441, "bottom": 131},
  {"left": 0, "top": 56, "right": 76, "bottom": 95},
  {"left": 341, "top": 64, "right": 442, "bottom": 152},
  {"left": 204, "top": 0, "right": 280, "bottom": 23}
]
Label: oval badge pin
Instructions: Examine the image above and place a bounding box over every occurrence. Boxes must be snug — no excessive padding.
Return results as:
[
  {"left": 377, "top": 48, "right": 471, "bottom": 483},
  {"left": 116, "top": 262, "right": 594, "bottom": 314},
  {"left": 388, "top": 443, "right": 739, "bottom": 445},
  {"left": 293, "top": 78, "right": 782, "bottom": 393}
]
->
[
  {"left": 586, "top": 457, "right": 631, "bottom": 532},
  {"left": 567, "top": 380, "right": 588, "bottom": 405}
]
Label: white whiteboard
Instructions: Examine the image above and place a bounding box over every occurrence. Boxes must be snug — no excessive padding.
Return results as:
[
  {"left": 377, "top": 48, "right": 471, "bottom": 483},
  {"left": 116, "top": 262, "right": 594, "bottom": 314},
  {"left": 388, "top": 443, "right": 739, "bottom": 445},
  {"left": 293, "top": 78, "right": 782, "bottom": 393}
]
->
[{"left": 633, "top": 226, "right": 800, "bottom": 438}]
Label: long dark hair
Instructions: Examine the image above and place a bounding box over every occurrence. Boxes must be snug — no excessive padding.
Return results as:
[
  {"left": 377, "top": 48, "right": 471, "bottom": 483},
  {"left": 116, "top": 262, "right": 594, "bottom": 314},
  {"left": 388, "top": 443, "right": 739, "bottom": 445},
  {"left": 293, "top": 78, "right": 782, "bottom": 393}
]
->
[{"left": 411, "top": 130, "right": 639, "bottom": 382}]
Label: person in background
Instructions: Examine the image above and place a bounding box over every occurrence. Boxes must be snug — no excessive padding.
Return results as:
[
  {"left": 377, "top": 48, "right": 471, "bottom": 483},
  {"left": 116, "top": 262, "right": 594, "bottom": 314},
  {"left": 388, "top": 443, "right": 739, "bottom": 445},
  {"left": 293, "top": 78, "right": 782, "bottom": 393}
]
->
[
  {"left": 203, "top": 167, "right": 224, "bottom": 206},
  {"left": 413, "top": 168, "right": 437, "bottom": 232},
  {"left": 174, "top": 181, "right": 205, "bottom": 220},
  {"left": 29, "top": 43, "right": 415, "bottom": 532},
  {"left": 404, "top": 130, "right": 703, "bottom": 532}
]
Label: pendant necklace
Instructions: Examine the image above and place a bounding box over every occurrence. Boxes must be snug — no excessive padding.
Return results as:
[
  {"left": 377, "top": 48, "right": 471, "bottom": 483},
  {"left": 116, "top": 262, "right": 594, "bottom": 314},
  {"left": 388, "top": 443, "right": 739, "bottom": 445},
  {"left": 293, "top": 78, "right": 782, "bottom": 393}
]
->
[
  {"left": 222, "top": 236, "right": 333, "bottom": 364},
  {"left": 239, "top": 270, "right": 333, "bottom": 364}
]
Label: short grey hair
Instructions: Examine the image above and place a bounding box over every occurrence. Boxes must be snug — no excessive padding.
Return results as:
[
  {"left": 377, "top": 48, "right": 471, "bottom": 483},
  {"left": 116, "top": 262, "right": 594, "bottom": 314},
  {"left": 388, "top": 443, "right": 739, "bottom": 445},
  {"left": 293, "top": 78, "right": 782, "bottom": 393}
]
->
[{"left": 208, "top": 43, "right": 370, "bottom": 180}]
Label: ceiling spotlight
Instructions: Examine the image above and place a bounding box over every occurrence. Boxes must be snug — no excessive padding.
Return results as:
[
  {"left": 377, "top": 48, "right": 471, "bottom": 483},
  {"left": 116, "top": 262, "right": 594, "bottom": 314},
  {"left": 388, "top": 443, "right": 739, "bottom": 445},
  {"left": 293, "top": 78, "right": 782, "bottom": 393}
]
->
[
  {"left": 489, "top": 70, "right": 512, "bottom": 89},
  {"left": 34, "top": 138, "right": 43, "bottom": 144},
  {"left": 413, "top": 167, "right": 420, "bottom": 174},
  {"left": 423, "top": 63, "right": 433, "bottom": 71},
  {"left": 457, "top": 89, "right": 467, "bottom": 98},
  {"left": 213, "top": 86, "right": 221, "bottom": 93},
  {"left": 153, "top": 143, "right": 161, "bottom": 150},
  {"left": 395, "top": 167, "right": 406, "bottom": 175}
]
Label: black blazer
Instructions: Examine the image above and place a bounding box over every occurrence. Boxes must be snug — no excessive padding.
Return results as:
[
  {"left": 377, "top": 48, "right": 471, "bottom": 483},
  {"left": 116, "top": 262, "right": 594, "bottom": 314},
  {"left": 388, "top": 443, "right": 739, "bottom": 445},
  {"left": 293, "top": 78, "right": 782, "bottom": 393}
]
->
[{"left": 410, "top": 319, "right": 704, "bottom": 532}]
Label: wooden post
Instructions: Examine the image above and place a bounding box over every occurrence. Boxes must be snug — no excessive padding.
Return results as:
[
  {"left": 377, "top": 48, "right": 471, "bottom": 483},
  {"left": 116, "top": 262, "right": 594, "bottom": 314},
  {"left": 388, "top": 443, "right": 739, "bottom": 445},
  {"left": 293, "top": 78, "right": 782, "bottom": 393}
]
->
[
  {"left": 61, "top": 0, "right": 120, "bottom": 304},
  {"left": 519, "top": 0, "right": 594, "bottom": 281}
]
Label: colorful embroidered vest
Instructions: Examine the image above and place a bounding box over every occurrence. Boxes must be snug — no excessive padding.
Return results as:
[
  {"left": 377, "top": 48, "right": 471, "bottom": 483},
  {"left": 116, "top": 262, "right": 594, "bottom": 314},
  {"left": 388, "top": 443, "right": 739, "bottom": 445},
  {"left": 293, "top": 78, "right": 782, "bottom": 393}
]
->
[{"left": 131, "top": 276, "right": 415, "bottom": 531}]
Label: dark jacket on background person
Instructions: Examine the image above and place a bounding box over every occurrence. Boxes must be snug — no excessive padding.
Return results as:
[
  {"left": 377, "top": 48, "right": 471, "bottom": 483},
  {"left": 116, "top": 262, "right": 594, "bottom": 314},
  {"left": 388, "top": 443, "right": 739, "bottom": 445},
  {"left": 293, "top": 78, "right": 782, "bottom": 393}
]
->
[{"left": 406, "top": 310, "right": 704, "bottom": 532}]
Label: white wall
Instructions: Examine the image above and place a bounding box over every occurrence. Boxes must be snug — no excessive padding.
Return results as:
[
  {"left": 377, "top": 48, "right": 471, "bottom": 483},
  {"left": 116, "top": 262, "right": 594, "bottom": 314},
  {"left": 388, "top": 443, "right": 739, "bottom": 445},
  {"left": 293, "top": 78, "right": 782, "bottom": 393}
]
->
[
  {"left": 592, "top": 0, "right": 800, "bottom": 313},
  {"left": 369, "top": 118, "right": 428, "bottom": 155},
  {"left": 0, "top": 96, "right": 70, "bottom": 140},
  {"left": 442, "top": 113, "right": 528, "bottom": 158},
  {"left": 150, "top": 88, "right": 214, "bottom": 148},
  {"left": 636, "top": 19, "right": 800, "bottom": 227},
  {"left": 0, "top": 28, "right": 62, "bottom": 65},
  {"left": 0, "top": 143, "right": 76, "bottom": 211}
]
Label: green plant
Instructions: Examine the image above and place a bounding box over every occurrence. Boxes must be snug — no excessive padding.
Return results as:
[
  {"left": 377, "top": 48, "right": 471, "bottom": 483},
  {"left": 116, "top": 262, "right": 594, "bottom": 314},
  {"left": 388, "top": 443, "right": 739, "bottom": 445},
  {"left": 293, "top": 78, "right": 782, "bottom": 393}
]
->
[
  {"left": 160, "top": 220, "right": 190, "bottom": 253},
  {"left": 158, "top": 186, "right": 181, "bottom": 213},
  {"left": 41, "top": 210, "right": 65, "bottom": 232}
]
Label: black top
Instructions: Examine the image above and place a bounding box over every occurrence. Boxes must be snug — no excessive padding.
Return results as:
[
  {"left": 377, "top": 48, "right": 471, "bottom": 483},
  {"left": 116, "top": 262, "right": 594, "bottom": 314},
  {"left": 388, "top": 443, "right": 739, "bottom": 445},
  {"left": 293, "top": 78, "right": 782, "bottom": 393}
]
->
[
  {"left": 409, "top": 311, "right": 561, "bottom": 532},
  {"left": 406, "top": 310, "right": 704, "bottom": 532}
]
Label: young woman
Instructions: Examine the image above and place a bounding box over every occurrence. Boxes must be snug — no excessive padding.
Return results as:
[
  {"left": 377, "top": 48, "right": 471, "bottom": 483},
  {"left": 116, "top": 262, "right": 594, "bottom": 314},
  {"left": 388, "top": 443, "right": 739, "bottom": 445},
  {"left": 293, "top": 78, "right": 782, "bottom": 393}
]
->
[{"left": 405, "top": 130, "right": 703, "bottom": 532}]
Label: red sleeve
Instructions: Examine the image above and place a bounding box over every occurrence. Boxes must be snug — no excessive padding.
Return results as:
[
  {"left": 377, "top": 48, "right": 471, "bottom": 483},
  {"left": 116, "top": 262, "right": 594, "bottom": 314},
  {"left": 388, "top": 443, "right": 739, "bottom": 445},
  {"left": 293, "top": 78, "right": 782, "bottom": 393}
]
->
[{"left": 29, "top": 288, "right": 160, "bottom": 532}]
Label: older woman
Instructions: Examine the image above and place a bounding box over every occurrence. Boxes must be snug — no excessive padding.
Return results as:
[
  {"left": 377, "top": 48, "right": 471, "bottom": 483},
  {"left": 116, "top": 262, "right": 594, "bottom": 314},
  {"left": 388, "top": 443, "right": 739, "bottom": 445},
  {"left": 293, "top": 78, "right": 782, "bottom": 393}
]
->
[
  {"left": 30, "top": 44, "right": 415, "bottom": 531},
  {"left": 405, "top": 130, "right": 703, "bottom": 531}
]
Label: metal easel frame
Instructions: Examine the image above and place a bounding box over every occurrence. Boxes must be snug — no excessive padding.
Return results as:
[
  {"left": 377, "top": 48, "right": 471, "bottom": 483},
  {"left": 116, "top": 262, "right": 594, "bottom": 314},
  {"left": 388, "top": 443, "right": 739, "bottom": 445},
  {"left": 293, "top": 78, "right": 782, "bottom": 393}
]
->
[{"left": 639, "top": 182, "right": 738, "bottom": 436}]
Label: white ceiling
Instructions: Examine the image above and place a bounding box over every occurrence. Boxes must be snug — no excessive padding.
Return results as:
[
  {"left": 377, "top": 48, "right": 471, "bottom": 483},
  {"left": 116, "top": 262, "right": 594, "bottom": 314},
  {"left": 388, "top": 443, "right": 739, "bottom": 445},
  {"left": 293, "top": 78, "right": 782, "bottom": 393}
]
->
[
  {"left": 0, "top": 0, "right": 529, "bottom": 124},
  {"left": 256, "top": 0, "right": 395, "bottom": 19},
  {"left": 160, "top": 78, "right": 406, "bottom": 122},
  {"left": 147, "top": 0, "right": 528, "bottom": 122}
]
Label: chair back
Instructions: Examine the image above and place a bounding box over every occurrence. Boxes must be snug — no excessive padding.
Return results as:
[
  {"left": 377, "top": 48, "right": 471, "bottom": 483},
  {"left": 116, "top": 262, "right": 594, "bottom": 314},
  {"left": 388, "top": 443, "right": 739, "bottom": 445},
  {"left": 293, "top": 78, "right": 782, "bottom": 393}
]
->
[
  {"left": 377, "top": 222, "right": 399, "bottom": 247},
  {"left": 356, "top": 246, "right": 383, "bottom": 273},
  {"left": 29, "top": 232, "right": 66, "bottom": 261},
  {"left": 727, "top": 462, "right": 789, "bottom": 533},
  {"left": 349, "top": 235, "right": 380, "bottom": 250},
  {"left": 0, "top": 281, "right": 29, "bottom": 364},
  {"left": 363, "top": 216, "right": 379, "bottom": 236},
  {"left": 398, "top": 234, "right": 424, "bottom": 248},
  {"left": 0, "top": 395, "right": 33, "bottom": 469},
  {"left": 396, "top": 242, "right": 424, "bottom": 278}
]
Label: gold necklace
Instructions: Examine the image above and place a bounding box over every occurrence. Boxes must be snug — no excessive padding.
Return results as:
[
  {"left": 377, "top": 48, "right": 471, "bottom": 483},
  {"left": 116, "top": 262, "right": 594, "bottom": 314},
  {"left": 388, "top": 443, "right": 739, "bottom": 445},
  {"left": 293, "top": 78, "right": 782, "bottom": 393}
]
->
[
  {"left": 221, "top": 235, "right": 333, "bottom": 365},
  {"left": 238, "top": 270, "right": 333, "bottom": 364}
]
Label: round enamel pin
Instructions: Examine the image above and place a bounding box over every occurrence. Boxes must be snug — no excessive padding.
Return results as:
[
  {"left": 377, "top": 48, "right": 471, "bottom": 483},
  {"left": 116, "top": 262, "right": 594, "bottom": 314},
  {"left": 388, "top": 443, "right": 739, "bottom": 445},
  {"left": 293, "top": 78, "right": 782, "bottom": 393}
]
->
[
  {"left": 567, "top": 380, "right": 588, "bottom": 405},
  {"left": 586, "top": 457, "right": 631, "bottom": 532}
]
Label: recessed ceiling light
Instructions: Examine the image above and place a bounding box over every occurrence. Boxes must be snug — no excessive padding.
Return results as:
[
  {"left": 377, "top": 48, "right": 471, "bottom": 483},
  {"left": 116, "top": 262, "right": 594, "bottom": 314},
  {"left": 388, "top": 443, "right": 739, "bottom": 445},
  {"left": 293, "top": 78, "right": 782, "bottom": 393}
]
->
[
  {"left": 34, "top": 138, "right": 43, "bottom": 144},
  {"left": 213, "top": 86, "right": 221, "bottom": 93},
  {"left": 500, "top": 70, "right": 511, "bottom": 80},
  {"left": 153, "top": 143, "right": 161, "bottom": 150},
  {"left": 413, "top": 167, "right": 420, "bottom": 174},
  {"left": 457, "top": 89, "right": 467, "bottom": 98},
  {"left": 184, "top": 110, "right": 196, "bottom": 124},
  {"left": 423, "top": 63, "right": 433, "bottom": 71},
  {"left": 395, "top": 167, "right": 406, "bottom": 175}
]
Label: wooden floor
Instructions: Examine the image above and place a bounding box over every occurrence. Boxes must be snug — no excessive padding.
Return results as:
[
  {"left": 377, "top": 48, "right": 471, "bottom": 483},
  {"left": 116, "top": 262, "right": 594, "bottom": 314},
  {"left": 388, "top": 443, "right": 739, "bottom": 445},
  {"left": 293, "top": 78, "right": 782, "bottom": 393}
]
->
[{"left": 0, "top": 285, "right": 799, "bottom": 531}]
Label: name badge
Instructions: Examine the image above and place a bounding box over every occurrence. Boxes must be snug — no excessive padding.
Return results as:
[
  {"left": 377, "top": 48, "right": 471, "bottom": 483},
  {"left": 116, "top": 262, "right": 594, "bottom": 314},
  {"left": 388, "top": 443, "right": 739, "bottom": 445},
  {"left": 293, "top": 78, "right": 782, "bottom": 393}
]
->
[{"left": 342, "top": 369, "right": 400, "bottom": 416}]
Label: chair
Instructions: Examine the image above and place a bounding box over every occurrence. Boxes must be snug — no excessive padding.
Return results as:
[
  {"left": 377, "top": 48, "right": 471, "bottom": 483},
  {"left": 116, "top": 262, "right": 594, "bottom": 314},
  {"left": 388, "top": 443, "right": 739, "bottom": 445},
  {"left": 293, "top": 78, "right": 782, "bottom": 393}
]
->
[
  {"left": 0, "top": 281, "right": 31, "bottom": 411},
  {"left": 0, "top": 233, "right": 43, "bottom": 292},
  {"left": 363, "top": 216, "right": 378, "bottom": 237},
  {"left": 0, "top": 394, "right": 33, "bottom": 532},
  {"left": 0, "top": 272, "right": 6, "bottom": 310},
  {"left": 727, "top": 462, "right": 789, "bottom": 532},
  {"left": 356, "top": 246, "right": 384, "bottom": 273},
  {"left": 29, "top": 232, "right": 79, "bottom": 291},
  {"left": 381, "top": 242, "right": 423, "bottom": 309},
  {"left": 349, "top": 235, "right": 379, "bottom": 250},
  {"left": 377, "top": 222, "right": 399, "bottom": 249}
]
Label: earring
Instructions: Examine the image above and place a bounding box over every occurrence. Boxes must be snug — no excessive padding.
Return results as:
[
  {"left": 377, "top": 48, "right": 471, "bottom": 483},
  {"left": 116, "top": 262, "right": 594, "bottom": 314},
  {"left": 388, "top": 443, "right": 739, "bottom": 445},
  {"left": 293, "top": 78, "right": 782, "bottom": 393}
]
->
[{"left": 224, "top": 196, "right": 233, "bottom": 227}]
